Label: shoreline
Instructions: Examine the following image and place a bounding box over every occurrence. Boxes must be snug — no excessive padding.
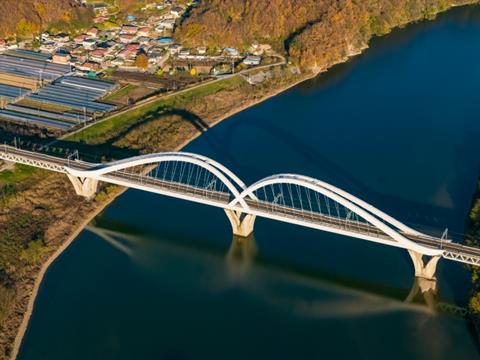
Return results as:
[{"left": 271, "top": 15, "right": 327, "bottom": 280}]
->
[{"left": 9, "top": 186, "right": 129, "bottom": 360}]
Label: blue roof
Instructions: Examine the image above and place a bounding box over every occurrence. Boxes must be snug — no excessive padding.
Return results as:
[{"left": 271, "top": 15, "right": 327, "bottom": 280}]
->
[{"left": 157, "top": 37, "right": 173, "bottom": 44}]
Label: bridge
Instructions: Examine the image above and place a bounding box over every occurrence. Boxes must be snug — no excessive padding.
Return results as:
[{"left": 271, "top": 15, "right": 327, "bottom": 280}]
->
[{"left": 2, "top": 144, "right": 480, "bottom": 282}]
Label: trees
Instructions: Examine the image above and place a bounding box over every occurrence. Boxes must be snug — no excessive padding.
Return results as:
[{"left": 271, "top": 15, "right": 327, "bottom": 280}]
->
[
  {"left": 177, "top": 0, "right": 472, "bottom": 69},
  {"left": 135, "top": 53, "right": 149, "bottom": 70}
]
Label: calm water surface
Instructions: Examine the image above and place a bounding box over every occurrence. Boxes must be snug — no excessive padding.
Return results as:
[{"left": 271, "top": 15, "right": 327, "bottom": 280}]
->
[{"left": 19, "top": 6, "right": 480, "bottom": 360}]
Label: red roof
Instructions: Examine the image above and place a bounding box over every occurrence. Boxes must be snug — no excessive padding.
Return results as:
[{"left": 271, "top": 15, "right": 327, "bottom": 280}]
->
[
  {"left": 74, "top": 34, "right": 87, "bottom": 42},
  {"left": 91, "top": 48, "right": 107, "bottom": 56},
  {"left": 125, "top": 43, "right": 139, "bottom": 51}
]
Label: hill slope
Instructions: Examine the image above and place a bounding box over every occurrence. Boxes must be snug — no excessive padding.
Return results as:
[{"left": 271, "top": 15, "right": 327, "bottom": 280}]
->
[
  {"left": 0, "top": 0, "right": 88, "bottom": 38},
  {"left": 177, "top": 0, "right": 478, "bottom": 69}
]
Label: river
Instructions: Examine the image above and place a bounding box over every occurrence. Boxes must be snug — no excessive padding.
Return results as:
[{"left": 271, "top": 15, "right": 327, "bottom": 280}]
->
[{"left": 17, "top": 6, "right": 480, "bottom": 360}]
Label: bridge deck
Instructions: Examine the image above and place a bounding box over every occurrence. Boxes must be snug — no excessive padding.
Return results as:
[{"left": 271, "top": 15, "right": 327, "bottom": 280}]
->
[{"left": 2, "top": 146, "right": 480, "bottom": 266}]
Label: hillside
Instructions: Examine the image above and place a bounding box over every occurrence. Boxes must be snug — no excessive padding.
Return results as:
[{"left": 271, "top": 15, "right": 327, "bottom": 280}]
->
[
  {"left": 177, "top": 0, "right": 479, "bottom": 69},
  {"left": 0, "top": 0, "right": 90, "bottom": 39}
]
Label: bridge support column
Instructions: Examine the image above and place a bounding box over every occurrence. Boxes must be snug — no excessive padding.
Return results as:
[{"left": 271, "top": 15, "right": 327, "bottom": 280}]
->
[
  {"left": 67, "top": 174, "right": 99, "bottom": 199},
  {"left": 408, "top": 250, "right": 441, "bottom": 281},
  {"left": 224, "top": 209, "right": 255, "bottom": 237}
]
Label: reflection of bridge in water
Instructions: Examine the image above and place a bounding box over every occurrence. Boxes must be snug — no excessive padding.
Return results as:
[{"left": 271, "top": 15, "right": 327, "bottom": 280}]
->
[
  {"left": 2, "top": 145, "right": 480, "bottom": 282},
  {"left": 86, "top": 224, "right": 472, "bottom": 320}
]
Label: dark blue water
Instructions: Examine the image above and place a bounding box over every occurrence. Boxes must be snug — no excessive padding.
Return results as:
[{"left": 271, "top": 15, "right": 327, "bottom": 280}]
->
[{"left": 18, "top": 6, "right": 480, "bottom": 360}]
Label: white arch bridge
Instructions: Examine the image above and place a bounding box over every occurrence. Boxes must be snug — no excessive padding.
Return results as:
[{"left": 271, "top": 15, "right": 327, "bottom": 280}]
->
[{"left": 2, "top": 145, "right": 480, "bottom": 281}]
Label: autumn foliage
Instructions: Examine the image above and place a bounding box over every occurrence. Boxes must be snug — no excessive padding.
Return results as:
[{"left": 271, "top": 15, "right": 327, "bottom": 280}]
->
[
  {"left": 0, "top": 0, "right": 92, "bottom": 38},
  {"left": 177, "top": 0, "right": 476, "bottom": 69}
]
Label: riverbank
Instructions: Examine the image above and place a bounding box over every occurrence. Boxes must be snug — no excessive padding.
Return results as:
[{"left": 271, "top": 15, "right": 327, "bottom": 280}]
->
[
  {"left": 1, "top": 66, "right": 312, "bottom": 360},
  {"left": 2, "top": 3, "right": 480, "bottom": 359},
  {"left": 9, "top": 71, "right": 314, "bottom": 359}
]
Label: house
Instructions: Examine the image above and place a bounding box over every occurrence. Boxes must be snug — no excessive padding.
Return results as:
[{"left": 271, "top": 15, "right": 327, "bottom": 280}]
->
[
  {"left": 74, "top": 34, "right": 88, "bottom": 44},
  {"left": 156, "top": 18, "right": 176, "bottom": 31},
  {"left": 83, "top": 38, "right": 97, "bottom": 50},
  {"left": 224, "top": 47, "right": 239, "bottom": 57},
  {"left": 117, "top": 49, "right": 134, "bottom": 59},
  {"left": 197, "top": 46, "right": 207, "bottom": 55},
  {"left": 119, "top": 34, "right": 136, "bottom": 44},
  {"left": 121, "top": 25, "right": 138, "bottom": 35},
  {"left": 77, "top": 61, "right": 101, "bottom": 72},
  {"left": 52, "top": 33, "right": 70, "bottom": 43},
  {"left": 125, "top": 43, "right": 140, "bottom": 52},
  {"left": 148, "top": 49, "right": 164, "bottom": 65},
  {"left": 0, "top": 39, "right": 6, "bottom": 51},
  {"left": 170, "top": 6, "right": 184, "bottom": 18},
  {"left": 243, "top": 55, "right": 261, "bottom": 66},
  {"left": 86, "top": 28, "right": 99, "bottom": 38},
  {"left": 168, "top": 44, "right": 182, "bottom": 54},
  {"left": 178, "top": 49, "right": 190, "bottom": 59},
  {"left": 137, "top": 27, "right": 151, "bottom": 37},
  {"left": 52, "top": 51, "right": 71, "bottom": 64},
  {"left": 137, "top": 37, "right": 150, "bottom": 46},
  {"left": 39, "top": 41, "right": 56, "bottom": 53},
  {"left": 250, "top": 43, "right": 272, "bottom": 55},
  {"left": 90, "top": 48, "right": 108, "bottom": 62}
]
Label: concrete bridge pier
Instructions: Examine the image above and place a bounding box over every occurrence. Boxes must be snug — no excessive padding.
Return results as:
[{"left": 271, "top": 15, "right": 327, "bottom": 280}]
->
[
  {"left": 67, "top": 174, "right": 99, "bottom": 199},
  {"left": 224, "top": 209, "right": 256, "bottom": 237},
  {"left": 408, "top": 250, "right": 441, "bottom": 281}
]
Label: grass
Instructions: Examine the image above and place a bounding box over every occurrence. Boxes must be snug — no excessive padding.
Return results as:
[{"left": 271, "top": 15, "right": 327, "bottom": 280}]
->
[
  {"left": 68, "top": 76, "right": 243, "bottom": 143},
  {"left": 102, "top": 84, "right": 138, "bottom": 101},
  {"left": 0, "top": 164, "right": 39, "bottom": 185}
]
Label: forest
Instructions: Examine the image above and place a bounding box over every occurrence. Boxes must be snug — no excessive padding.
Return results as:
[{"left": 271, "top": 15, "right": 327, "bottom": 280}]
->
[{"left": 177, "top": 0, "right": 476, "bottom": 69}]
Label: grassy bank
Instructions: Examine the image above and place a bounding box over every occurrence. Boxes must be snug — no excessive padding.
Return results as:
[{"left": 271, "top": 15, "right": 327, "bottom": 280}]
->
[{"left": 67, "top": 76, "right": 246, "bottom": 144}]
